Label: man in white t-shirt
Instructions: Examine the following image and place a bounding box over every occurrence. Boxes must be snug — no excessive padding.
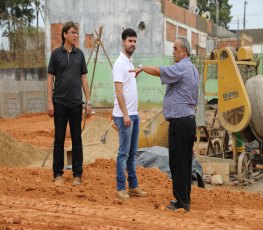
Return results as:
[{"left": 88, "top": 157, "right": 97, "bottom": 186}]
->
[{"left": 112, "top": 28, "right": 147, "bottom": 200}]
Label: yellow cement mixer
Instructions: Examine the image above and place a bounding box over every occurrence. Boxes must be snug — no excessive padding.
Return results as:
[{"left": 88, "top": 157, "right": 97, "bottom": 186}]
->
[{"left": 201, "top": 46, "right": 263, "bottom": 182}]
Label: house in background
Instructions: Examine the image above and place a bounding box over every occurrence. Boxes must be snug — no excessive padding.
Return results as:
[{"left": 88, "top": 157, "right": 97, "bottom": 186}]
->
[
  {"left": 231, "top": 28, "right": 263, "bottom": 74},
  {"left": 235, "top": 29, "right": 263, "bottom": 54}
]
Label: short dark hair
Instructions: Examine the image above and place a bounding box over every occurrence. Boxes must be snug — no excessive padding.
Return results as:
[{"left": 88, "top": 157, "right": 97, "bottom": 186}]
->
[
  {"left": 61, "top": 21, "right": 78, "bottom": 44},
  {"left": 122, "top": 28, "right": 137, "bottom": 41}
]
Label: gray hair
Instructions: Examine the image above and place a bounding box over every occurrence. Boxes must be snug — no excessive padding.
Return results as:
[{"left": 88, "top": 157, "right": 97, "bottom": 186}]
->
[{"left": 178, "top": 37, "right": 191, "bottom": 56}]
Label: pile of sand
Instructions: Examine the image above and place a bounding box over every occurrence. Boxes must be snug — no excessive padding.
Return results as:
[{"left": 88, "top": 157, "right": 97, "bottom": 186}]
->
[
  {"left": 0, "top": 113, "right": 120, "bottom": 168},
  {"left": 0, "top": 130, "right": 46, "bottom": 167}
]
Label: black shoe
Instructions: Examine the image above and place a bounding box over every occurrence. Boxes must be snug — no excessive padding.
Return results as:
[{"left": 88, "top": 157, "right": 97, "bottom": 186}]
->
[
  {"left": 167, "top": 203, "right": 190, "bottom": 212},
  {"left": 170, "top": 200, "right": 177, "bottom": 206}
]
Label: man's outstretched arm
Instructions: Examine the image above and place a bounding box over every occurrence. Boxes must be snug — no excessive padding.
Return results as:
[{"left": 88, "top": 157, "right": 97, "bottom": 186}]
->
[{"left": 130, "top": 66, "right": 160, "bottom": 78}]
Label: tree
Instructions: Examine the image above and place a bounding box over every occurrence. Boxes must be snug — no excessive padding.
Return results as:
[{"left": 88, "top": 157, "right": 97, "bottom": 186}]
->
[
  {"left": 0, "top": 0, "right": 35, "bottom": 35},
  {"left": 0, "top": 0, "right": 35, "bottom": 61},
  {"left": 33, "top": 0, "right": 45, "bottom": 29},
  {"left": 172, "top": 0, "right": 232, "bottom": 28}
]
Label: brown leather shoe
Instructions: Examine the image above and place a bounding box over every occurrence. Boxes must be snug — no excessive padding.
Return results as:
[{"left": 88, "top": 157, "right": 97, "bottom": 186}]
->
[
  {"left": 54, "top": 176, "right": 64, "bottom": 186},
  {"left": 73, "top": 177, "right": 82, "bottom": 186},
  {"left": 116, "top": 190, "right": 130, "bottom": 200},
  {"left": 128, "top": 187, "right": 147, "bottom": 197}
]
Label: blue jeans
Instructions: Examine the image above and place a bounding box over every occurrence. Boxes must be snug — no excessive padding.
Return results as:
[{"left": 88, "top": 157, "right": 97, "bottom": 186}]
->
[
  {"left": 114, "top": 115, "right": 139, "bottom": 191},
  {"left": 53, "top": 102, "right": 83, "bottom": 178}
]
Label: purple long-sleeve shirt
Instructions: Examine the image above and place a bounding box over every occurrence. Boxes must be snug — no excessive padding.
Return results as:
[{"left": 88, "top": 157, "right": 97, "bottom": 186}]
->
[{"left": 160, "top": 57, "right": 199, "bottom": 120}]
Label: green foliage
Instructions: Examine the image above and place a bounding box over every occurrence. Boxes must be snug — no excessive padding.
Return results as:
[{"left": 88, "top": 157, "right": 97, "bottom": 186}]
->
[
  {"left": 172, "top": 0, "right": 232, "bottom": 28},
  {"left": 0, "top": 0, "right": 45, "bottom": 68},
  {"left": 0, "top": 0, "right": 35, "bottom": 35},
  {"left": 172, "top": 0, "right": 189, "bottom": 8}
]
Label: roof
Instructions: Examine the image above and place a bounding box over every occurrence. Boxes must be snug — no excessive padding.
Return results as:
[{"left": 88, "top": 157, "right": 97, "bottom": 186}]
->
[{"left": 231, "top": 29, "right": 263, "bottom": 44}]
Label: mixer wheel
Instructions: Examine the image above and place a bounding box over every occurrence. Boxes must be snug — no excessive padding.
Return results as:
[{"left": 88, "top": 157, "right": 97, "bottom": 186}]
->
[{"left": 237, "top": 152, "right": 253, "bottom": 182}]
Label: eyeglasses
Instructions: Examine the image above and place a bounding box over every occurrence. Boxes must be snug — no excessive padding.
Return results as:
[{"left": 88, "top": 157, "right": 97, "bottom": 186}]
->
[{"left": 68, "top": 31, "right": 78, "bottom": 35}]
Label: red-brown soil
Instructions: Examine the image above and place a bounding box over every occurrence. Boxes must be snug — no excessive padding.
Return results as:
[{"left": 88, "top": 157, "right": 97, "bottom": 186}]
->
[{"left": 0, "top": 110, "right": 263, "bottom": 229}]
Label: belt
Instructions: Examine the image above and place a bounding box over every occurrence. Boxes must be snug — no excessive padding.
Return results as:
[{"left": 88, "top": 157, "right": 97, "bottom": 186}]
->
[{"left": 168, "top": 115, "right": 195, "bottom": 120}]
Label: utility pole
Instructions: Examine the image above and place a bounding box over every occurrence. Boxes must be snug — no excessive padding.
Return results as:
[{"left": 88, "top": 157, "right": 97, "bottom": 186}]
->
[
  {"left": 215, "top": 0, "right": 219, "bottom": 48},
  {"left": 243, "top": 0, "right": 248, "bottom": 30},
  {"left": 237, "top": 17, "right": 240, "bottom": 48},
  {"left": 216, "top": 0, "right": 219, "bottom": 26}
]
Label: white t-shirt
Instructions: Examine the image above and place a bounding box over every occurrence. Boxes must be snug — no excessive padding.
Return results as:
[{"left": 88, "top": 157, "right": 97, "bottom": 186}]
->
[{"left": 112, "top": 52, "right": 138, "bottom": 117}]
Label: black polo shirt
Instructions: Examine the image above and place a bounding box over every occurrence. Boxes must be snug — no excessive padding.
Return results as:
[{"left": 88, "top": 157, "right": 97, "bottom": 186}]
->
[{"left": 48, "top": 45, "right": 88, "bottom": 107}]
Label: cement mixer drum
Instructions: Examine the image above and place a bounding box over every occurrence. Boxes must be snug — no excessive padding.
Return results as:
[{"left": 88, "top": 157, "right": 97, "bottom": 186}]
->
[{"left": 246, "top": 75, "right": 263, "bottom": 142}]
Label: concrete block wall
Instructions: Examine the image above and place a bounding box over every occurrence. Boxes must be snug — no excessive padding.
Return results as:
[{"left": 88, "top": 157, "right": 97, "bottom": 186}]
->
[
  {"left": 0, "top": 68, "right": 47, "bottom": 118},
  {"left": 45, "top": 0, "right": 164, "bottom": 58},
  {"left": 45, "top": 0, "right": 166, "bottom": 107},
  {"left": 0, "top": 81, "right": 20, "bottom": 117}
]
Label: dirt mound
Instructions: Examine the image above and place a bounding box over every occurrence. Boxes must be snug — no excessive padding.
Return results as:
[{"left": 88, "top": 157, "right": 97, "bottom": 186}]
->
[
  {"left": 0, "top": 111, "right": 119, "bottom": 168},
  {"left": 0, "top": 158, "right": 263, "bottom": 229},
  {"left": 0, "top": 130, "right": 46, "bottom": 167},
  {"left": 84, "top": 116, "right": 117, "bottom": 145},
  {"left": 0, "top": 109, "right": 160, "bottom": 149},
  {"left": 1, "top": 110, "right": 263, "bottom": 229},
  {"left": 0, "top": 113, "right": 56, "bottom": 148}
]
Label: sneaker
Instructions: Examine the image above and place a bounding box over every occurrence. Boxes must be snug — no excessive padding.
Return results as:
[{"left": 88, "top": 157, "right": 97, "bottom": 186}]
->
[
  {"left": 73, "top": 177, "right": 82, "bottom": 186},
  {"left": 128, "top": 187, "right": 147, "bottom": 197},
  {"left": 116, "top": 190, "right": 130, "bottom": 200},
  {"left": 54, "top": 176, "right": 64, "bottom": 186}
]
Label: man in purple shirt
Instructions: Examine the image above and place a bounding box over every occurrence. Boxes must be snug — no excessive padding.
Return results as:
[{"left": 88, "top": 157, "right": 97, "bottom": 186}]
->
[{"left": 131, "top": 37, "right": 199, "bottom": 212}]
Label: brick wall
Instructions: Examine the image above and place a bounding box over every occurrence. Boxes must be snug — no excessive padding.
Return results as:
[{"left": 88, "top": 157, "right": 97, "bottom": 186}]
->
[
  {"left": 185, "top": 10, "right": 196, "bottom": 28},
  {"left": 191, "top": 32, "right": 199, "bottom": 50},
  {"left": 163, "top": 1, "right": 184, "bottom": 24},
  {"left": 178, "top": 27, "right": 187, "bottom": 37},
  {"left": 166, "top": 22, "right": 176, "bottom": 42},
  {"left": 84, "top": 34, "right": 94, "bottom": 49},
  {"left": 162, "top": 0, "right": 197, "bottom": 31},
  {"left": 51, "top": 24, "right": 63, "bottom": 51},
  {"left": 161, "top": 0, "right": 249, "bottom": 56}
]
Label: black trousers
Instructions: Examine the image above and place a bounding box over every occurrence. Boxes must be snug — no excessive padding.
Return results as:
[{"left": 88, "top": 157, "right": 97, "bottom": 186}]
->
[
  {"left": 168, "top": 117, "right": 196, "bottom": 210},
  {"left": 53, "top": 102, "right": 83, "bottom": 178}
]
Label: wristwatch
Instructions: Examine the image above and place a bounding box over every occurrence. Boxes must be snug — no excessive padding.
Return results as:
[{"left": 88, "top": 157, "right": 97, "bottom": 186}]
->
[
  {"left": 86, "top": 100, "right": 91, "bottom": 106},
  {"left": 138, "top": 64, "right": 143, "bottom": 71}
]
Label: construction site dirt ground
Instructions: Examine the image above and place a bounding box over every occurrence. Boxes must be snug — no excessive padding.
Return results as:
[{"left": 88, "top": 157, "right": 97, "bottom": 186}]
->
[{"left": 1, "top": 109, "right": 263, "bottom": 230}]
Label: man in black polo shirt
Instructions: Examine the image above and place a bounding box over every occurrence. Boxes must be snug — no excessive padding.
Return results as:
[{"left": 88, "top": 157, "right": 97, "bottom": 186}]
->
[{"left": 47, "top": 21, "right": 91, "bottom": 186}]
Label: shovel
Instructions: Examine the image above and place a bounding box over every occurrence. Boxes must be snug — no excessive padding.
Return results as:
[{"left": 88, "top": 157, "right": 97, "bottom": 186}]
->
[{"left": 100, "top": 120, "right": 114, "bottom": 144}]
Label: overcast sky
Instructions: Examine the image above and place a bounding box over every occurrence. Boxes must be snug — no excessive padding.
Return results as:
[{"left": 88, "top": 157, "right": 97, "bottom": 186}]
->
[{"left": 228, "top": 0, "right": 263, "bottom": 30}]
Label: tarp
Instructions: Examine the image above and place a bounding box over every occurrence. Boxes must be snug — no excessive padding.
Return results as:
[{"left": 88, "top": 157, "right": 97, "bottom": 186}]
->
[{"left": 136, "top": 146, "right": 205, "bottom": 188}]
